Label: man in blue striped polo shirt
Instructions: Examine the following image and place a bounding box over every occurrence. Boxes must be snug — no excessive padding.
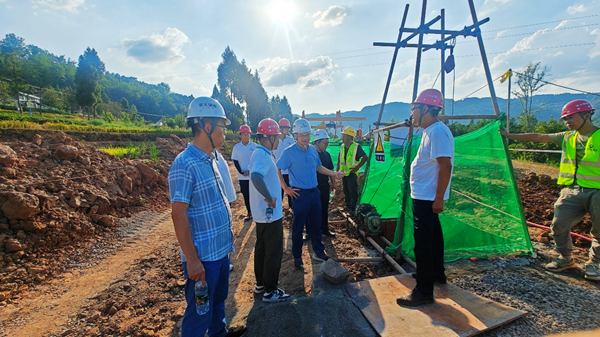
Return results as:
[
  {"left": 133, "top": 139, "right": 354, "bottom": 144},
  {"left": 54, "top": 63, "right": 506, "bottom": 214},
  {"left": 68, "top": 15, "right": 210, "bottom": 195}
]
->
[
  {"left": 169, "top": 97, "right": 246, "bottom": 337},
  {"left": 277, "top": 118, "right": 345, "bottom": 270}
]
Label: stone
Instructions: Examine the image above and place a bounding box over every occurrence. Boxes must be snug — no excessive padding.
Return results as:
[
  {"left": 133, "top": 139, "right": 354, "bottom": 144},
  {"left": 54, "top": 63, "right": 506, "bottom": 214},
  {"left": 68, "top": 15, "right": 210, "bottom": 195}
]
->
[
  {"left": 121, "top": 175, "right": 133, "bottom": 193},
  {"left": 32, "top": 134, "right": 43, "bottom": 146},
  {"left": 5, "top": 239, "right": 26, "bottom": 253},
  {"left": 136, "top": 162, "right": 158, "bottom": 184},
  {"left": 69, "top": 195, "right": 82, "bottom": 209},
  {"left": 1, "top": 192, "right": 40, "bottom": 220},
  {"left": 320, "top": 259, "right": 350, "bottom": 285},
  {"left": 97, "top": 215, "right": 116, "bottom": 228},
  {"left": 55, "top": 145, "right": 79, "bottom": 160},
  {"left": 0, "top": 145, "right": 18, "bottom": 167}
]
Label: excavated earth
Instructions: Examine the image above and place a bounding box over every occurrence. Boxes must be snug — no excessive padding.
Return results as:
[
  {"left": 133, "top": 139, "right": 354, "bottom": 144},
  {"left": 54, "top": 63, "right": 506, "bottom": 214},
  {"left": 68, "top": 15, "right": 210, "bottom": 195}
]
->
[{"left": 0, "top": 132, "right": 598, "bottom": 337}]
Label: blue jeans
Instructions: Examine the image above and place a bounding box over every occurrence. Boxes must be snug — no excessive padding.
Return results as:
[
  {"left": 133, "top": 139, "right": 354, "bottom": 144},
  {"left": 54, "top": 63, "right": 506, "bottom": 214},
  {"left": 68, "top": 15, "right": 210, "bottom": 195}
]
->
[
  {"left": 291, "top": 188, "right": 326, "bottom": 260},
  {"left": 182, "top": 256, "right": 230, "bottom": 337}
]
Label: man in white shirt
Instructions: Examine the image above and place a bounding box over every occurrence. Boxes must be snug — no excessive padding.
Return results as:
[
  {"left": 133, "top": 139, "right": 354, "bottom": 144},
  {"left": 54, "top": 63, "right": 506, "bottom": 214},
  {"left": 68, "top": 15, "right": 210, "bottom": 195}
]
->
[
  {"left": 232, "top": 125, "right": 257, "bottom": 220},
  {"left": 273, "top": 118, "right": 295, "bottom": 207},
  {"left": 248, "top": 118, "right": 291, "bottom": 302},
  {"left": 397, "top": 89, "right": 454, "bottom": 307}
]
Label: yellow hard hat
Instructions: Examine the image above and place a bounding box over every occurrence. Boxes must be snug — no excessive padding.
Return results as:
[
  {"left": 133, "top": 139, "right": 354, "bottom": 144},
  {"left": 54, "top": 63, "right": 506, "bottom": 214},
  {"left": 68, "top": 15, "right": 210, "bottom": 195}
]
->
[{"left": 342, "top": 126, "right": 356, "bottom": 137}]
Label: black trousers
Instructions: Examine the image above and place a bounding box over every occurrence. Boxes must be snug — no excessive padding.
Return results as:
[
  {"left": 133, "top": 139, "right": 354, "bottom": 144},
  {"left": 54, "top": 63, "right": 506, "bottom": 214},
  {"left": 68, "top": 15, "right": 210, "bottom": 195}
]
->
[
  {"left": 254, "top": 219, "right": 284, "bottom": 292},
  {"left": 342, "top": 173, "right": 358, "bottom": 210},
  {"left": 412, "top": 199, "right": 445, "bottom": 296},
  {"left": 281, "top": 174, "right": 292, "bottom": 207},
  {"left": 239, "top": 180, "right": 251, "bottom": 216},
  {"left": 318, "top": 183, "right": 330, "bottom": 234}
]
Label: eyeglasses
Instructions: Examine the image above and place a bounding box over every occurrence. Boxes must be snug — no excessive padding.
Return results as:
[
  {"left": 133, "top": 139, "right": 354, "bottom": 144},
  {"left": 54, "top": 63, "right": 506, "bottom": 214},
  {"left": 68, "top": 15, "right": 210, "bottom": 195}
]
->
[
  {"left": 215, "top": 124, "right": 228, "bottom": 132},
  {"left": 411, "top": 104, "right": 423, "bottom": 112}
]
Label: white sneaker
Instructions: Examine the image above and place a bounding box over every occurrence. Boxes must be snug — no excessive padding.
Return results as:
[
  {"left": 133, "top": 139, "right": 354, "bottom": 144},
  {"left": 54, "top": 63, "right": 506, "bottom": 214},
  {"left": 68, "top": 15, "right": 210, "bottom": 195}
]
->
[
  {"left": 262, "top": 288, "right": 291, "bottom": 303},
  {"left": 229, "top": 264, "right": 234, "bottom": 272}
]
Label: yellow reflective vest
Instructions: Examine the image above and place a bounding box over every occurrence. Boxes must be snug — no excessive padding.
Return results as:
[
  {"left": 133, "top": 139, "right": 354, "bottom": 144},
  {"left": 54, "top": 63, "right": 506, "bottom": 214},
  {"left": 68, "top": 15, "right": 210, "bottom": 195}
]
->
[
  {"left": 339, "top": 142, "right": 359, "bottom": 176},
  {"left": 557, "top": 129, "right": 600, "bottom": 188}
]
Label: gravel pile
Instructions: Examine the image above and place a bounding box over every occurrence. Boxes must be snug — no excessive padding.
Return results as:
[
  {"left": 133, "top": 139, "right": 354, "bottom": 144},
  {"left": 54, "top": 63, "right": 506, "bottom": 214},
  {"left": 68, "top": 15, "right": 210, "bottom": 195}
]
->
[{"left": 450, "top": 257, "right": 600, "bottom": 336}]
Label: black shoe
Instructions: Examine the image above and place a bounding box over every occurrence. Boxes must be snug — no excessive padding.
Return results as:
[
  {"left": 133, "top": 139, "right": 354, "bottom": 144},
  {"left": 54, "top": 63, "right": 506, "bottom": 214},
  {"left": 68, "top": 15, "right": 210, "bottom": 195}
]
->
[
  {"left": 226, "top": 326, "right": 247, "bottom": 337},
  {"left": 322, "top": 231, "right": 336, "bottom": 237},
  {"left": 411, "top": 272, "right": 447, "bottom": 284},
  {"left": 244, "top": 214, "right": 253, "bottom": 221},
  {"left": 294, "top": 258, "right": 304, "bottom": 270},
  {"left": 396, "top": 288, "right": 434, "bottom": 307}
]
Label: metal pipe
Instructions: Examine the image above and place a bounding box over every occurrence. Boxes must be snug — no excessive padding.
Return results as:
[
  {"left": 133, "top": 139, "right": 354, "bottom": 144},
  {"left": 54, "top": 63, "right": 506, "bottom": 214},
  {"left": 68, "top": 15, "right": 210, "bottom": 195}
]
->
[
  {"left": 340, "top": 210, "right": 407, "bottom": 274},
  {"left": 468, "top": 0, "right": 501, "bottom": 116}
]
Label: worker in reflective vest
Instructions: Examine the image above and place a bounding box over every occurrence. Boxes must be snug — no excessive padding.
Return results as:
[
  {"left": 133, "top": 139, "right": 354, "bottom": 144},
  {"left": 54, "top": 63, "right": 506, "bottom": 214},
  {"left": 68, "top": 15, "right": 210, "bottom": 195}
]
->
[
  {"left": 337, "top": 126, "right": 368, "bottom": 211},
  {"left": 500, "top": 99, "right": 600, "bottom": 281}
]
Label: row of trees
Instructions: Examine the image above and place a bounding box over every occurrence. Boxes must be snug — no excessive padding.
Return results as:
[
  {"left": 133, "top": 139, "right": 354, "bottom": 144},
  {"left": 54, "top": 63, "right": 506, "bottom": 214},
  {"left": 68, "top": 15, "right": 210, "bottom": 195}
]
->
[
  {"left": 0, "top": 35, "right": 293, "bottom": 129},
  {"left": 213, "top": 47, "right": 293, "bottom": 131},
  {"left": 0, "top": 33, "right": 192, "bottom": 123}
]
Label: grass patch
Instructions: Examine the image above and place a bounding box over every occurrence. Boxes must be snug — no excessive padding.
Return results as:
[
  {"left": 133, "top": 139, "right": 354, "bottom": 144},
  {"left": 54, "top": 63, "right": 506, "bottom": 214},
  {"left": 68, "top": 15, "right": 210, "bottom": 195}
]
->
[{"left": 100, "top": 142, "right": 161, "bottom": 162}]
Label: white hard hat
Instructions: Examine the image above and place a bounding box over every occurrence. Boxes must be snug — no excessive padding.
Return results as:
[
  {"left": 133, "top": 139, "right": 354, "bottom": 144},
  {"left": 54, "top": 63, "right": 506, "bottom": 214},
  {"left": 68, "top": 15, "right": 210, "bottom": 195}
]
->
[
  {"left": 292, "top": 118, "right": 311, "bottom": 134},
  {"left": 313, "top": 130, "right": 329, "bottom": 142},
  {"left": 187, "top": 97, "right": 231, "bottom": 125}
]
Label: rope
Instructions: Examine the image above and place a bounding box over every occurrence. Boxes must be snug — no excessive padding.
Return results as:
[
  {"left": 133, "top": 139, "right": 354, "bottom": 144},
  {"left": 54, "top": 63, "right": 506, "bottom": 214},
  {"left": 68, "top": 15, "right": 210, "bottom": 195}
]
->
[
  {"left": 511, "top": 70, "right": 600, "bottom": 97},
  {"left": 451, "top": 189, "right": 592, "bottom": 242}
]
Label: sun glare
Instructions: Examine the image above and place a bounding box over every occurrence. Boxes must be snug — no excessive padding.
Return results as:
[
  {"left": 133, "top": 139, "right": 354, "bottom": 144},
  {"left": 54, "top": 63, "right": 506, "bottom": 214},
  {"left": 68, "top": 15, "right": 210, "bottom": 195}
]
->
[{"left": 268, "top": 0, "right": 295, "bottom": 24}]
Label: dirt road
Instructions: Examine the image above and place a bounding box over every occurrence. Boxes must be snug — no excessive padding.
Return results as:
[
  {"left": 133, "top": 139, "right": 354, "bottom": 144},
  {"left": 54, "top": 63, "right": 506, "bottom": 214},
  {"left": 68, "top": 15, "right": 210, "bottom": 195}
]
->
[{"left": 0, "top": 211, "right": 176, "bottom": 337}]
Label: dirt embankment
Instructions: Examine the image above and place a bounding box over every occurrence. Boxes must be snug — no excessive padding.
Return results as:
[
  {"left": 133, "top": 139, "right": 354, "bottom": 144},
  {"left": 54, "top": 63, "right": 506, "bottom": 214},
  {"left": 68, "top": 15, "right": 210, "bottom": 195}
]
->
[{"left": 0, "top": 132, "right": 188, "bottom": 304}]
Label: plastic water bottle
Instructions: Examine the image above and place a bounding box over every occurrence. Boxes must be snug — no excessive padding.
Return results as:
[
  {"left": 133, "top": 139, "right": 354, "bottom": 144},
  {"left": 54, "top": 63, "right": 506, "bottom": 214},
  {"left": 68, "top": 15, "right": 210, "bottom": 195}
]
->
[
  {"left": 266, "top": 207, "right": 273, "bottom": 222},
  {"left": 195, "top": 281, "right": 209, "bottom": 315}
]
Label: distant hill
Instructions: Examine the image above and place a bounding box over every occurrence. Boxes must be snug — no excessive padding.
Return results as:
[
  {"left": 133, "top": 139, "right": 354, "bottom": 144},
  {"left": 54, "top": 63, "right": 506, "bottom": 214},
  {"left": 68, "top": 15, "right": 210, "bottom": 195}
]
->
[{"left": 302, "top": 93, "right": 600, "bottom": 132}]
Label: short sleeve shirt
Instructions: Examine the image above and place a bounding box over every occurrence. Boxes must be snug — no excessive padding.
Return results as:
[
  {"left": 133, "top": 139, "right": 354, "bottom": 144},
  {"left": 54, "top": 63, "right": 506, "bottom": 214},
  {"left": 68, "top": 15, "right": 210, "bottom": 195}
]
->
[
  {"left": 410, "top": 122, "right": 455, "bottom": 201},
  {"left": 231, "top": 141, "right": 257, "bottom": 180},
  {"left": 216, "top": 151, "right": 236, "bottom": 203},
  {"left": 168, "top": 144, "right": 234, "bottom": 262},
  {"left": 248, "top": 145, "right": 283, "bottom": 223},
  {"left": 276, "top": 144, "right": 322, "bottom": 189},
  {"left": 273, "top": 135, "right": 295, "bottom": 174},
  {"left": 549, "top": 131, "right": 592, "bottom": 163},
  {"left": 317, "top": 150, "right": 334, "bottom": 186}
]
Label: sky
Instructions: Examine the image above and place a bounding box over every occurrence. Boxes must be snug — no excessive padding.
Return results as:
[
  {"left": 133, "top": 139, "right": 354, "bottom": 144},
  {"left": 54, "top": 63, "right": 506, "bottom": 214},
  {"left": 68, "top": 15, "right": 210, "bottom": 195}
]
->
[{"left": 2, "top": 0, "right": 600, "bottom": 116}]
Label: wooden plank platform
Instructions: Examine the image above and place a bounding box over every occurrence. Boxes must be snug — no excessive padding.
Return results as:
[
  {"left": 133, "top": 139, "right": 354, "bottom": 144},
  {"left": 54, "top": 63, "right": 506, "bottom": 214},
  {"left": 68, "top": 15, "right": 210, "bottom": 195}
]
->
[{"left": 345, "top": 274, "right": 526, "bottom": 337}]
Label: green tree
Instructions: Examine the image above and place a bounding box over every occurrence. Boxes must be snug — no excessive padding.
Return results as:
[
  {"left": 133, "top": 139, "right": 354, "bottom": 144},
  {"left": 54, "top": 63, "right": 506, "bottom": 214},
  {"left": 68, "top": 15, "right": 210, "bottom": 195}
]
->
[
  {"left": 513, "top": 62, "right": 551, "bottom": 131},
  {"left": 120, "top": 97, "right": 130, "bottom": 111},
  {"left": 0, "top": 34, "right": 27, "bottom": 111},
  {"left": 75, "top": 47, "right": 105, "bottom": 119}
]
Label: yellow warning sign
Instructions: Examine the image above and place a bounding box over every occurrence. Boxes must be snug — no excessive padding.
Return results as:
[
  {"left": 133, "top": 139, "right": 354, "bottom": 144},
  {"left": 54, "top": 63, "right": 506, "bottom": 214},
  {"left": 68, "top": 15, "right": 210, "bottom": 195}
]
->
[
  {"left": 375, "top": 132, "right": 385, "bottom": 163},
  {"left": 375, "top": 135, "right": 384, "bottom": 152}
]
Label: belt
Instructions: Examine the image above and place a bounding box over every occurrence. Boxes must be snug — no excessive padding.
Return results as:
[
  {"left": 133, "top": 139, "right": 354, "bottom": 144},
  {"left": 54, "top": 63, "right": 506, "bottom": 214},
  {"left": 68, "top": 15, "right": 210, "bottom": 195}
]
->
[
  {"left": 292, "top": 187, "right": 317, "bottom": 193},
  {"left": 568, "top": 185, "right": 598, "bottom": 191}
]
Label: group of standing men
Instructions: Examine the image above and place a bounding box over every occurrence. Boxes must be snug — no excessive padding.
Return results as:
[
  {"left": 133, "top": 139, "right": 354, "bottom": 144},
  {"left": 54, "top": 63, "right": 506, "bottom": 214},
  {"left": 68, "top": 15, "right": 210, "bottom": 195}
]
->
[{"left": 166, "top": 90, "right": 599, "bottom": 336}]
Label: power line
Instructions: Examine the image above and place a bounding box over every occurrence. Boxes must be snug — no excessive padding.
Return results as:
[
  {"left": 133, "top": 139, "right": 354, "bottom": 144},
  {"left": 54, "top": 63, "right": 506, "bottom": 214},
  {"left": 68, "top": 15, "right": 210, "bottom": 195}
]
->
[
  {"left": 484, "top": 14, "right": 599, "bottom": 33},
  {"left": 511, "top": 70, "right": 600, "bottom": 97}
]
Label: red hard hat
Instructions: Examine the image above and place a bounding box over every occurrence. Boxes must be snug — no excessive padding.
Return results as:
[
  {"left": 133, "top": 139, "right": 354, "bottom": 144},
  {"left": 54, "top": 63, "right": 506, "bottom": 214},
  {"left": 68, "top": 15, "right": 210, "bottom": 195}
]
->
[
  {"left": 239, "top": 125, "right": 251, "bottom": 134},
  {"left": 561, "top": 99, "right": 594, "bottom": 119},
  {"left": 278, "top": 118, "right": 291, "bottom": 128},
  {"left": 257, "top": 118, "right": 281, "bottom": 136},
  {"left": 413, "top": 89, "right": 443, "bottom": 108}
]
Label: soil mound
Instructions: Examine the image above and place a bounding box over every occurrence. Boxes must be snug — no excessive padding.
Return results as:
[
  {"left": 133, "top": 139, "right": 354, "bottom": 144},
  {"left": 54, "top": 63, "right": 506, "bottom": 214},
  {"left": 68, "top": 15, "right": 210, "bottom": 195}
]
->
[{"left": 0, "top": 132, "right": 186, "bottom": 303}]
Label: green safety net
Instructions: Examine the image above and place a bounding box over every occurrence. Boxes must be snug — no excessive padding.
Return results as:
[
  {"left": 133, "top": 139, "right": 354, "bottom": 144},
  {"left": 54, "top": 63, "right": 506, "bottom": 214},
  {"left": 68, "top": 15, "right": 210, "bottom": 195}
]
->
[{"left": 359, "top": 116, "right": 534, "bottom": 262}]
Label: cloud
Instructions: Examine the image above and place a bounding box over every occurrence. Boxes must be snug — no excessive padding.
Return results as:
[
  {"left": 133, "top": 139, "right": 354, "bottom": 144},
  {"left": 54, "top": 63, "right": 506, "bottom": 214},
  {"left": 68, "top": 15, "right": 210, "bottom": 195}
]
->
[
  {"left": 257, "top": 56, "right": 336, "bottom": 90},
  {"left": 567, "top": 4, "right": 587, "bottom": 14},
  {"left": 34, "top": 0, "right": 84, "bottom": 13},
  {"left": 123, "top": 28, "right": 189, "bottom": 64},
  {"left": 313, "top": 6, "right": 347, "bottom": 28}
]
